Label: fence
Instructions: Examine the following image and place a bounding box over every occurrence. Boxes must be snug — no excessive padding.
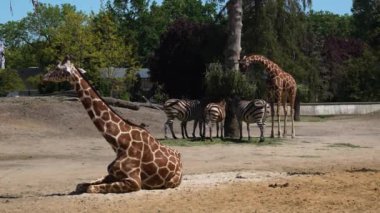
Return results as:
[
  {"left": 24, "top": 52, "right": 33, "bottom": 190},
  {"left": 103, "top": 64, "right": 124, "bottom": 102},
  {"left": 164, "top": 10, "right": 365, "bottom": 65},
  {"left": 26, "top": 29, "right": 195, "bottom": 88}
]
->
[{"left": 300, "top": 102, "right": 380, "bottom": 116}]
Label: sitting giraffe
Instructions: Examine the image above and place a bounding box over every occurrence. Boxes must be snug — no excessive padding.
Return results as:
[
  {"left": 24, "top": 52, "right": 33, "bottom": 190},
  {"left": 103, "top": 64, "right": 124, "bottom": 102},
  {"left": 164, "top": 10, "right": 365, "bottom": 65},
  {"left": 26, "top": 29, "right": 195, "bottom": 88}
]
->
[{"left": 43, "top": 56, "right": 182, "bottom": 193}]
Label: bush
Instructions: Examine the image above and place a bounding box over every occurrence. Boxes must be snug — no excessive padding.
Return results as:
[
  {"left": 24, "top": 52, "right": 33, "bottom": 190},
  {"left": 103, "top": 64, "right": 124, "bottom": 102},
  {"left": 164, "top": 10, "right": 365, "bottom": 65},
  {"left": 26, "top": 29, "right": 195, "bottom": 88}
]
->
[
  {"left": 204, "top": 63, "right": 256, "bottom": 99},
  {"left": 0, "top": 69, "right": 25, "bottom": 96}
]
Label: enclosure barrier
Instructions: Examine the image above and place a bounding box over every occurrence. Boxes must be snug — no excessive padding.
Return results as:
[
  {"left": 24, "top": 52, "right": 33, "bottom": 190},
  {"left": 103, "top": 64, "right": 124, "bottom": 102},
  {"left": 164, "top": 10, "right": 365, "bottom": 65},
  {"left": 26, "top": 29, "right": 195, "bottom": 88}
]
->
[{"left": 300, "top": 102, "right": 380, "bottom": 116}]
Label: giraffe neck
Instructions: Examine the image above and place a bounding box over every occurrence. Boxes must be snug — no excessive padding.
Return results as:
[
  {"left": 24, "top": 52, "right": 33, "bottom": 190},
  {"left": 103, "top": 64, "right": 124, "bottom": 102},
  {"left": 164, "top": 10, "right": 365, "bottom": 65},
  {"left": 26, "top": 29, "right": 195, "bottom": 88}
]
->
[
  {"left": 70, "top": 68, "right": 132, "bottom": 148},
  {"left": 248, "top": 55, "right": 282, "bottom": 77}
]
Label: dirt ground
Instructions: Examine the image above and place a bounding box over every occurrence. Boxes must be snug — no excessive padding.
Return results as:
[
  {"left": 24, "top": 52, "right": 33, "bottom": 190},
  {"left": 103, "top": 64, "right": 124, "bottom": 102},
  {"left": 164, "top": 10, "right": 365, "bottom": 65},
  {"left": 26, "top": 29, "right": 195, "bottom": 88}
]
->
[{"left": 0, "top": 96, "right": 379, "bottom": 212}]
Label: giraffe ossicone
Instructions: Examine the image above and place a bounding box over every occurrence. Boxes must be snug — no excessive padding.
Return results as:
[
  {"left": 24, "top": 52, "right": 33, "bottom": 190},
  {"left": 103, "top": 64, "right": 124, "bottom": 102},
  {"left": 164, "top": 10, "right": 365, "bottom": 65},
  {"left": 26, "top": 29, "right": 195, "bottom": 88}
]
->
[
  {"left": 240, "top": 54, "right": 296, "bottom": 139},
  {"left": 44, "top": 56, "right": 183, "bottom": 193}
]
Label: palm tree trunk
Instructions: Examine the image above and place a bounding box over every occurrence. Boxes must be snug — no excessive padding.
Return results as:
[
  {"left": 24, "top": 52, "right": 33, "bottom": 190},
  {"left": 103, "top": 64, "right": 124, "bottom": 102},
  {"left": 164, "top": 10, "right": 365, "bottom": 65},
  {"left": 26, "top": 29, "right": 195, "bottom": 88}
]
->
[
  {"left": 225, "top": 0, "right": 243, "bottom": 71},
  {"left": 224, "top": 0, "right": 243, "bottom": 138}
]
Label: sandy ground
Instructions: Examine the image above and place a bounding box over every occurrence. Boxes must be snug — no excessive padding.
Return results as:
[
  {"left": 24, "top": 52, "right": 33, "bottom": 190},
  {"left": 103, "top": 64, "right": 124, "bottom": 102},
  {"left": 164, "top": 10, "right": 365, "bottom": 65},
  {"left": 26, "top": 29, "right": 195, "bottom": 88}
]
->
[{"left": 0, "top": 96, "right": 379, "bottom": 212}]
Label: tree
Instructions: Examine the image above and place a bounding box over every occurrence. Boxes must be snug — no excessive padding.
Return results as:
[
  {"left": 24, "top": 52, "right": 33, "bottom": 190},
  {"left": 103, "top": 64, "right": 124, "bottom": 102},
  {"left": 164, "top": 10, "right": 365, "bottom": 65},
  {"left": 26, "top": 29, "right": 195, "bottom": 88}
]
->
[
  {"left": 149, "top": 19, "right": 226, "bottom": 98},
  {"left": 225, "top": 0, "right": 243, "bottom": 71},
  {"left": 224, "top": 0, "right": 243, "bottom": 137},
  {"left": 352, "top": 0, "right": 380, "bottom": 49},
  {"left": 306, "top": 11, "right": 353, "bottom": 101},
  {"left": 337, "top": 49, "right": 380, "bottom": 101},
  {"left": 89, "top": 10, "right": 139, "bottom": 97},
  {"left": 107, "top": 0, "right": 219, "bottom": 62}
]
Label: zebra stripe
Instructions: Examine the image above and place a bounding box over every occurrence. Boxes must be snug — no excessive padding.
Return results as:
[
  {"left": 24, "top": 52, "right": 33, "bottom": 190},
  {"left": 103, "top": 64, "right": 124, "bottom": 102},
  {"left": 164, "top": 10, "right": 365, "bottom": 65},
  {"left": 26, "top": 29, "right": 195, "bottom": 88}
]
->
[
  {"left": 234, "top": 99, "right": 270, "bottom": 142},
  {"left": 203, "top": 100, "right": 226, "bottom": 140},
  {"left": 163, "top": 99, "right": 202, "bottom": 139}
]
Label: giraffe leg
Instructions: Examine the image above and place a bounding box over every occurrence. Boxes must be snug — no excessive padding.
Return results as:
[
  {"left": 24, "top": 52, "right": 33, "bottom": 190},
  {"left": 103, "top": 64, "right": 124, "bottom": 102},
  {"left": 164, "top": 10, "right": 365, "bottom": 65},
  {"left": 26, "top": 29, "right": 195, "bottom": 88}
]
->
[
  {"left": 165, "top": 160, "right": 183, "bottom": 188},
  {"left": 282, "top": 98, "right": 288, "bottom": 138},
  {"left": 75, "top": 174, "right": 117, "bottom": 194},
  {"left": 291, "top": 94, "right": 296, "bottom": 138},
  {"left": 86, "top": 157, "right": 142, "bottom": 193},
  {"left": 270, "top": 101, "right": 275, "bottom": 138},
  {"left": 277, "top": 99, "right": 282, "bottom": 138},
  {"left": 86, "top": 176, "right": 141, "bottom": 193}
]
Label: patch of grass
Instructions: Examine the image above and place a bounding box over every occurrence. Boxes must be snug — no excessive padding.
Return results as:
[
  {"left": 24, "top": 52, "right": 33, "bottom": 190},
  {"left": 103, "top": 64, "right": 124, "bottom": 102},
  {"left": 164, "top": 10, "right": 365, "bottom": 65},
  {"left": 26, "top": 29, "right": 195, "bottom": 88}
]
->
[
  {"left": 346, "top": 168, "right": 379, "bottom": 173},
  {"left": 159, "top": 137, "right": 283, "bottom": 147},
  {"left": 327, "top": 143, "right": 367, "bottom": 148},
  {"left": 287, "top": 171, "right": 325, "bottom": 176}
]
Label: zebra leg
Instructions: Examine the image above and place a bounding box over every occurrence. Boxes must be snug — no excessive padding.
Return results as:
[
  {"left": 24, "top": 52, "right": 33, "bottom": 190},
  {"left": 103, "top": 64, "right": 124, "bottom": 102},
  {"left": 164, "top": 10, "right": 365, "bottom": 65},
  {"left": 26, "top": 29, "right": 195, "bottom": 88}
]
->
[
  {"left": 170, "top": 122, "right": 177, "bottom": 139},
  {"left": 165, "top": 120, "right": 177, "bottom": 139},
  {"left": 200, "top": 121, "right": 205, "bottom": 140},
  {"left": 216, "top": 123, "right": 219, "bottom": 138},
  {"left": 184, "top": 121, "right": 191, "bottom": 138},
  {"left": 199, "top": 121, "right": 204, "bottom": 138},
  {"left": 220, "top": 120, "right": 224, "bottom": 140},
  {"left": 192, "top": 120, "right": 198, "bottom": 138},
  {"left": 209, "top": 123, "right": 213, "bottom": 141},
  {"left": 164, "top": 121, "right": 169, "bottom": 139},
  {"left": 258, "top": 123, "right": 265, "bottom": 142},
  {"left": 238, "top": 120, "right": 243, "bottom": 141},
  {"left": 247, "top": 122, "right": 251, "bottom": 141},
  {"left": 180, "top": 121, "right": 186, "bottom": 139}
]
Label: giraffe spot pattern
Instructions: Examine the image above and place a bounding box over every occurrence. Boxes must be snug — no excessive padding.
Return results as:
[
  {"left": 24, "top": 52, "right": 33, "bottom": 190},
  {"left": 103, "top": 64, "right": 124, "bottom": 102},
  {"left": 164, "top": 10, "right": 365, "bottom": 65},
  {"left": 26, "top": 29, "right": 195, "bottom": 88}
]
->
[
  {"left": 106, "top": 122, "right": 120, "bottom": 136},
  {"left": 60, "top": 63, "right": 184, "bottom": 193},
  {"left": 131, "top": 129, "right": 142, "bottom": 141}
]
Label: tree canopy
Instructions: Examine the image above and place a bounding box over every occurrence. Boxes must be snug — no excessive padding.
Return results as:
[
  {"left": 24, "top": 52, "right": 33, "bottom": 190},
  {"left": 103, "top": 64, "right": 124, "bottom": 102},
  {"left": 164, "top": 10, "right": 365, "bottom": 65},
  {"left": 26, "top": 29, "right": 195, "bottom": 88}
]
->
[{"left": 0, "top": 0, "right": 378, "bottom": 101}]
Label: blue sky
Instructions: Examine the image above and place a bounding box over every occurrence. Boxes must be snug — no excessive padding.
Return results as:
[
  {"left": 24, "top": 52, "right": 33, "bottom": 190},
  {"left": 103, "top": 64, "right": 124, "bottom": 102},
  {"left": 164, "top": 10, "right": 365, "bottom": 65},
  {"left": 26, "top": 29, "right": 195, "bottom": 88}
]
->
[{"left": 0, "top": 0, "right": 353, "bottom": 24}]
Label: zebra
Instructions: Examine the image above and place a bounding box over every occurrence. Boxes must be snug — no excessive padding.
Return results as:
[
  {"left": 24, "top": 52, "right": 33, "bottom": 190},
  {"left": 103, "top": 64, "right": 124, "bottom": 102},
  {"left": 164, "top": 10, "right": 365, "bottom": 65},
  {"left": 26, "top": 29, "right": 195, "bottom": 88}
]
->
[
  {"left": 232, "top": 99, "right": 270, "bottom": 142},
  {"left": 203, "top": 100, "right": 226, "bottom": 141},
  {"left": 163, "top": 99, "right": 203, "bottom": 139}
]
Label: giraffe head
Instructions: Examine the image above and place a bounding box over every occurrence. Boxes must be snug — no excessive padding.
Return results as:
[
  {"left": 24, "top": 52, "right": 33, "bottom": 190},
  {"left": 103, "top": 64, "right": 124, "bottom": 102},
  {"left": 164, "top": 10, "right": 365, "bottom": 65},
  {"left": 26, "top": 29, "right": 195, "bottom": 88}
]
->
[
  {"left": 43, "top": 56, "right": 86, "bottom": 83},
  {"left": 239, "top": 55, "right": 250, "bottom": 72}
]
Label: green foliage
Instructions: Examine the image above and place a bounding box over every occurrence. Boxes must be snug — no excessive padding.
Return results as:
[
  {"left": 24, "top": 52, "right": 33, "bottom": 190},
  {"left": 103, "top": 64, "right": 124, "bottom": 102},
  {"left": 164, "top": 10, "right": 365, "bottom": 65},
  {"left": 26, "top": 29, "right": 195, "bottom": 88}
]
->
[
  {"left": 204, "top": 63, "right": 256, "bottom": 99},
  {"left": 352, "top": 0, "right": 380, "bottom": 48},
  {"left": 151, "top": 84, "right": 169, "bottom": 104},
  {"left": 0, "top": 69, "right": 25, "bottom": 96},
  {"left": 26, "top": 74, "right": 42, "bottom": 89},
  {"left": 107, "top": 0, "right": 219, "bottom": 62},
  {"left": 1, "top": 0, "right": 379, "bottom": 103},
  {"left": 336, "top": 49, "right": 380, "bottom": 101}
]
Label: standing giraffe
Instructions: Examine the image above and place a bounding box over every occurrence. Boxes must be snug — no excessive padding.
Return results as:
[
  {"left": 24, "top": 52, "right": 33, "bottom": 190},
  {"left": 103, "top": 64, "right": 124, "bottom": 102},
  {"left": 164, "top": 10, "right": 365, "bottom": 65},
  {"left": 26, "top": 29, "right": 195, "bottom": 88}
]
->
[
  {"left": 240, "top": 54, "right": 297, "bottom": 138},
  {"left": 43, "top": 56, "right": 182, "bottom": 193}
]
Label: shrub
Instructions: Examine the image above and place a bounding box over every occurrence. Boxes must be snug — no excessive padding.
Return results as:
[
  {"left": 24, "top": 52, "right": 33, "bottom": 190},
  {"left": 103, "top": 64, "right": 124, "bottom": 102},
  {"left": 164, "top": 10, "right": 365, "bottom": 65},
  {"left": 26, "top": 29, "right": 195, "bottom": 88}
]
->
[
  {"left": 204, "top": 63, "right": 256, "bottom": 99},
  {"left": 0, "top": 69, "right": 25, "bottom": 96}
]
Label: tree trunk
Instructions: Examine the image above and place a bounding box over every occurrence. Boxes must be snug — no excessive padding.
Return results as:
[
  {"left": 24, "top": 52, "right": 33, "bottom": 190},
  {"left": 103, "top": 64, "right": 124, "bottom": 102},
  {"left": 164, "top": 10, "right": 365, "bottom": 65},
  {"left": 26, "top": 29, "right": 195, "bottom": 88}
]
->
[
  {"left": 224, "top": 0, "right": 243, "bottom": 138},
  {"left": 225, "top": 0, "right": 243, "bottom": 71}
]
